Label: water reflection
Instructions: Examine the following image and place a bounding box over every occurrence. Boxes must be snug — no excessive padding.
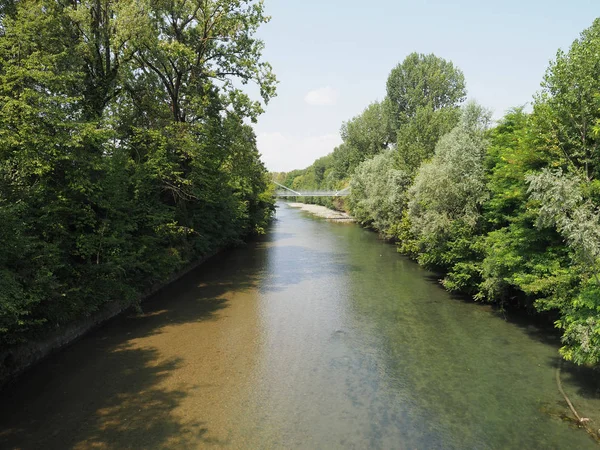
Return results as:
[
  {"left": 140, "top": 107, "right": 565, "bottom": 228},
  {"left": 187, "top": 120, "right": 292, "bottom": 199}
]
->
[{"left": 0, "top": 203, "right": 599, "bottom": 449}]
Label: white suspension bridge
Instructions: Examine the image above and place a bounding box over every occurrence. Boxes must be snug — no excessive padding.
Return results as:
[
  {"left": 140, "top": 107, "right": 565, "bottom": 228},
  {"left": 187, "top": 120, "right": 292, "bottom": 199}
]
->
[{"left": 273, "top": 181, "right": 350, "bottom": 198}]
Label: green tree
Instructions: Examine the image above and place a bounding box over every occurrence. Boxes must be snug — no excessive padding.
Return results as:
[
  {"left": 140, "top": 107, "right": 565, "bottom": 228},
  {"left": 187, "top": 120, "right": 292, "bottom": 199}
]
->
[
  {"left": 395, "top": 105, "right": 461, "bottom": 172},
  {"left": 0, "top": 0, "right": 275, "bottom": 348},
  {"left": 406, "top": 102, "right": 491, "bottom": 283},
  {"left": 133, "top": 0, "right": 276, "bottom": 124},
  {"left": 348, "top": 150, "right": 410, "bottom": 236},
  {"left": 386, "top": 52, "right": 466, "bottom": 128},
  {"left": 527, "top": 169, "right": 600, "bottom": 364},
  {"left": 536, "top": 18, "right": 600, "bottom": 181},
  {"left": 386, "top": 53, "right": 466, "bottom": 172},
  {"left": 475, "top": 108, "right": 552, "bottom": 307},
  {"left": 340, "top": 100, "right": 393, "bottom": 163}
]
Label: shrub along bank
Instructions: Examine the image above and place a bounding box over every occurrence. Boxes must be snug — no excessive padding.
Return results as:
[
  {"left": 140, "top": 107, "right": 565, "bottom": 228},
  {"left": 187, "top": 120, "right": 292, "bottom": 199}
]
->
[{"left": 274, "top": 20, "right": 600, "bottom": 366}]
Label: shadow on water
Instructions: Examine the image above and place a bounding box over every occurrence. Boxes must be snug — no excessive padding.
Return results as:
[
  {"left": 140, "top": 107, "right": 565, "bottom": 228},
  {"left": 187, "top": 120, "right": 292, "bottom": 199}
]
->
[
  {"left": 422, "top": 269, "right": 565, "bottom": 349},
  {"left": 403, "top": 256, "right": 600, "bottom": 409},
  {"left": 554, "top": 355, "right": 600, "bottom": 401},
  {"left": 500, "top": 309, "right": 563, "bottom": 348},
  {"left": 0, "top": 240, "right": 268, "bottom": 450},
  {"left": 495, "top": 309, "right": 600, "bottom": 413}
]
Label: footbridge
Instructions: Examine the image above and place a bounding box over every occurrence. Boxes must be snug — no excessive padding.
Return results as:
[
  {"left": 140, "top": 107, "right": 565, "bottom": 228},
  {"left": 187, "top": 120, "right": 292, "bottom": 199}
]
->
[{"left": 273, "top": 181, "right": 350, "bottom": 198}]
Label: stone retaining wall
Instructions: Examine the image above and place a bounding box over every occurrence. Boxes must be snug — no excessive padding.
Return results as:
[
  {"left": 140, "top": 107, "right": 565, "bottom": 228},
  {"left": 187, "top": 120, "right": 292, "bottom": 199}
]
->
[{"left": 0, "top": 250, "right": 220, "bottom": 389}]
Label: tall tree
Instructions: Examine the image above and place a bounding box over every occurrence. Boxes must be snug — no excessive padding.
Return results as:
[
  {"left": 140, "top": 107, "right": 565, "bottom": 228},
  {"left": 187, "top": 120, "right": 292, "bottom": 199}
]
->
[
  {"left": 407, "top": 102, "right": 491, "bottom": 274},
  {"left": 340, "top": 100, "right": 393, "bottom": 163},
  {"left": 132, "top": 0, "right": 276, "bottom": 124},
  {"left": 386, "top": 52, "right": 466, "bottom": 131},
  {"left": 386, "top": 53, "right": 466, "bottom": 172},
  {"left": 536, "top": 18, "right": 600, "bottom": 181},
  {"left": 0, "top": 0, "right": 275, "bottom": 348}
]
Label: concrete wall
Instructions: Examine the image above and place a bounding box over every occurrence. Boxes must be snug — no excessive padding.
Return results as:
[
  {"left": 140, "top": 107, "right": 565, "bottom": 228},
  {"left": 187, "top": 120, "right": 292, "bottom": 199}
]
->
[{"left": 0, "top": 250, "right": 220, "bottom": 389}]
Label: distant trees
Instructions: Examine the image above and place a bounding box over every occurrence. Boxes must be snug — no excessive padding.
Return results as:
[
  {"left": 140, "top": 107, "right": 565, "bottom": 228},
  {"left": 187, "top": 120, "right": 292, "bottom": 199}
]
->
[
  {"left": 349, "top": 150, "right": 410, "bottom": 236},
  {"left": 324, "top": 101, "right": 395, "bottom": 184},
  {"left": 340, "top": 101, "right": 394, "bottom": 163},
  {"left": 276, "top": 18, "right": 600, "bottom": 365}
]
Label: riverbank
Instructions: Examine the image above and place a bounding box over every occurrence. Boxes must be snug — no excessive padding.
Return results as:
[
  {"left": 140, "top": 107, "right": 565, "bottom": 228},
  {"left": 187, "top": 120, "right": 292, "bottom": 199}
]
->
[
  {"left": 0, "top": 249, "right": 222, "bottom": 389},
  {"left": 287, "top": 202, "right": 354, "bottom": 221},
  {"left": 2, "top": 204, "right": 599, "bottom": 449},
  {"left": 287, "top": 199, "right": 600, "bottom": 437}
]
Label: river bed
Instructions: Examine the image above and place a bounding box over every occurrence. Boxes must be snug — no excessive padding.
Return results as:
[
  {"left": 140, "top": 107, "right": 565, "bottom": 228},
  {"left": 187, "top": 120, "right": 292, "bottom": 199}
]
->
[{"left": 1, "top": 202, "right": 599, "bottom": 449}]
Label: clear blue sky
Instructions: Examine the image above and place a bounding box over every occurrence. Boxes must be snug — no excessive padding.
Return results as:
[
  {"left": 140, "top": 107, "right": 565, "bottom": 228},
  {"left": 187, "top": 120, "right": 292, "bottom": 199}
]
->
[{"left": 253, "top": 0, "right": 599, "bottom": 172}]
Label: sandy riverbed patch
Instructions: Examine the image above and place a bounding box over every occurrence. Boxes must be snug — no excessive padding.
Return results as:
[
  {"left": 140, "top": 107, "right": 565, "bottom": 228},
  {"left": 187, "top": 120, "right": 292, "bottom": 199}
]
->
[{"left": 286, "top": 203, "right": 354, "bottom": 221}]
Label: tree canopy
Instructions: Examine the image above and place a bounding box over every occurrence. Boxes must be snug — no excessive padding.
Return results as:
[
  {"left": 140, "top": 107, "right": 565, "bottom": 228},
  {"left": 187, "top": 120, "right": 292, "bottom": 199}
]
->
[
  {"left": 0, "top": 0, "right": 275, "bottom": 348},
  {"left": 386, "top": 52, "right": 466, "bottom": 132}
]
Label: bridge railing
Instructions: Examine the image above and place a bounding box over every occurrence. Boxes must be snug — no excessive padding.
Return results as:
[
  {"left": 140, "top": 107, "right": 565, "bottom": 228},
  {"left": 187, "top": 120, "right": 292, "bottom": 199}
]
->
[
  {"left": 274, "top": 191, "right": 350, "bottom": 197},
  {"left": 272, "top": 181, "right": 350, "bottom": 197}
]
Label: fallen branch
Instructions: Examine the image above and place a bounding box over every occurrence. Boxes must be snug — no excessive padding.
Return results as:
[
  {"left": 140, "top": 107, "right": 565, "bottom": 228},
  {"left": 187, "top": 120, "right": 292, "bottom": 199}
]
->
[
  {"left": 555, "top": 358, "right": 600, "bottom": 443},
  {"left": 555, "top": 360, "right": 587, "bottom": 423}
]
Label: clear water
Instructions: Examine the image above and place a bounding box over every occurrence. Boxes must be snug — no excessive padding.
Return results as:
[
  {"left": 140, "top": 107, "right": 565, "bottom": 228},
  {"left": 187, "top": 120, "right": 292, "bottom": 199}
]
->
[{"left": 1, "top": 203, "right": 599, "bottom": 449}]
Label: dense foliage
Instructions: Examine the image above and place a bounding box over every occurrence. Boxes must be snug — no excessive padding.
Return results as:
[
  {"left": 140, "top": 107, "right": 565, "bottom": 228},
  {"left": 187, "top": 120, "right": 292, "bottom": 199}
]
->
[
  {"left": 0, "top": 0, "right": 275, "bottom": 349},
  {"left": 276, "top": 20, "right": 600, "bottom": 365}
]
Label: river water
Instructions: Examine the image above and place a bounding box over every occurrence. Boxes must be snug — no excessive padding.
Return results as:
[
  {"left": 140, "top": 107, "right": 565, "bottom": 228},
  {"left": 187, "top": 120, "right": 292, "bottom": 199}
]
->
[{"left": 1, "top": 203, "right": 600, "bottom": 449}]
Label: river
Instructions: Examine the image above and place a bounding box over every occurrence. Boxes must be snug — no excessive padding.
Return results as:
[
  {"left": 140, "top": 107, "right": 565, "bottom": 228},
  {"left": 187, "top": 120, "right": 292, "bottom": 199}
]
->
[{"left": 1, "top": 203, "right": 600, "bottom": 449}]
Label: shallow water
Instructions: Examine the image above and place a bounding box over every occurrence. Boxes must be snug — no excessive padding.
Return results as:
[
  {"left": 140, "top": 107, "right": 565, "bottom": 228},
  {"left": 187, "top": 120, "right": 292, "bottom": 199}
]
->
[{"left": 1, "top": 203, "right": 599, "bottom": 449}]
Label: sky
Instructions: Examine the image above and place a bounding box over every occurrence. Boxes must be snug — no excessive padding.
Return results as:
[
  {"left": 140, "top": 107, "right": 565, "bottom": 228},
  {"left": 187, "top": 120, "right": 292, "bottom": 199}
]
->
[{"left": 251, "top": 0, "right": 599, "bottom": 172}]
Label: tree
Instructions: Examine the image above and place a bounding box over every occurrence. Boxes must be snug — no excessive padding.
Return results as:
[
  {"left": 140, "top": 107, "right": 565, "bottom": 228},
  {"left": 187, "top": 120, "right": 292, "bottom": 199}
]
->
[
  {"left": 386, "top": 53, "right": 466, "bottom": 172},
  {"left": 0, "top": 0, "right": 16, "bottom": 36},
  {"left": 340, "top": 100, "right": 393, "bottom": 162},
  {"left": 536, "top": 18, "right": 600, "bottom": 181},
  {"left": 386, "top": 52, "right": 466, "bottom": 132},
  {"left": 406, "top": 102, "right": 491, "bottom": 277},
  {"left": 0, "top": 0, "right": 275, "bottom": 348},
  {"left": 132, "top": 0, "right": 276, "bottom": 124},
  {"left": 395, "top": 105, "right": 461, "bottom": 172},
  {"left": 474, "top": 108, "right": 548, "bottom": 306},
  {"left": 330, "top": 143, "right": 357, "bottom": 181},
  {"left": 527, "top": 169, "right": 600, "bottom": 364},
  {"left": 348, "top": 150, "right": 410, "bottom": 236}
]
